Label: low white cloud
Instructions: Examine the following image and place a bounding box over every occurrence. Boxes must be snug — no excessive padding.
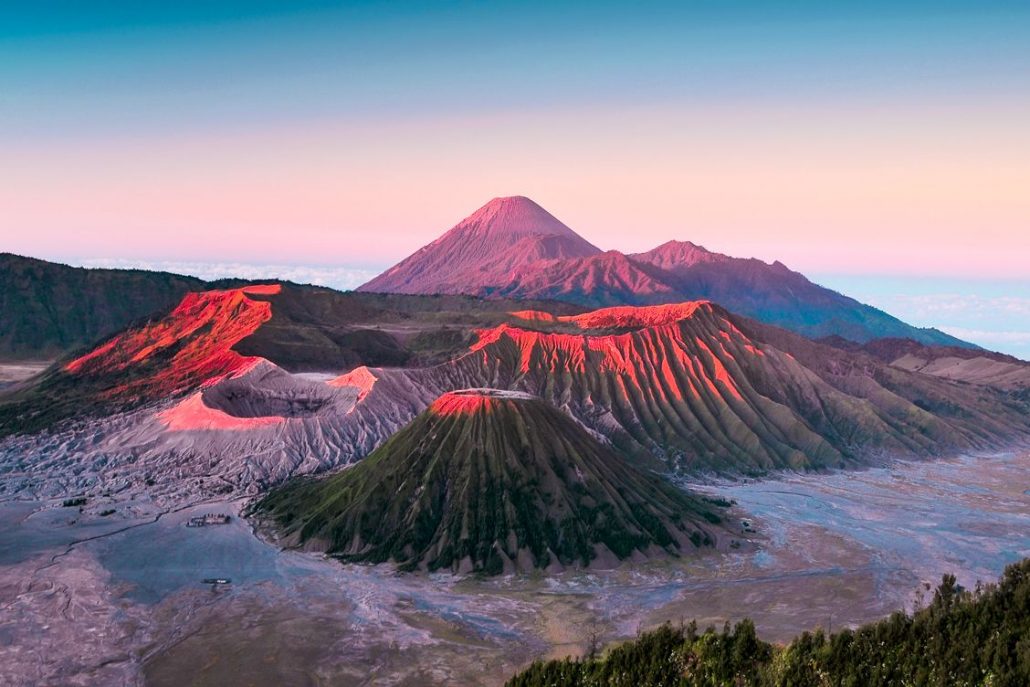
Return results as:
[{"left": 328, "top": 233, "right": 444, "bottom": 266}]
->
[
  {"left": 858, "top": 294, "right": 1030, "bottom": 360},
  {"left": 938, "top": 327, "right": 1030, "bottom": 346},
  {"left": 863, "top": 294, "right": 1030, "bottom": 319},
  {"left": 72, "top": 258, "right": 381, "bottom": 291}
]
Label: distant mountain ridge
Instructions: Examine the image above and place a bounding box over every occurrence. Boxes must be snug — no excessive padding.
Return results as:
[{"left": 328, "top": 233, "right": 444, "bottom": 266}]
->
[
  {"left": 358, "top": 197, "right": 970, "bottom": 348},
  {"left": 820, "top": 335, "right": 1030, "bottom": 391},
  {"left": 0, "top": 253, "right": 205, "bottom": 359}
]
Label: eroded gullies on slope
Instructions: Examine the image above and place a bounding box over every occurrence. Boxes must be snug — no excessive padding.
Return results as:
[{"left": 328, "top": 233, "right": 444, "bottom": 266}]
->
[
  {"left": 257, "top": 389, "right": 728, "bottom": 575},
  {"left": 0, "top": 284, "right": 285, "bottom": 437},
  {"left": 63, "top": 284, "right": 282, "bottom": 389},
  {"left": 4, "top": 287, "right": 1029, "bottom": 511}
]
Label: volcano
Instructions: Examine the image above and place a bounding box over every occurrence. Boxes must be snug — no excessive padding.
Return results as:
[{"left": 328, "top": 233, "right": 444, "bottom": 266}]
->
[
  {"left": 4, "top": 287, "right": 1027, "bottom": 506},
  {"left": 0, "top": 282, "right": 581, "bottom": 437},
  {"left": 359, "top": 197, "right": 968, "bottom": 347},
  {"left": 358, "top": 196, "right": 602, "bottom": 295},
  {"left": 257, "top": 389, "right": 724, "bottom": 574}
]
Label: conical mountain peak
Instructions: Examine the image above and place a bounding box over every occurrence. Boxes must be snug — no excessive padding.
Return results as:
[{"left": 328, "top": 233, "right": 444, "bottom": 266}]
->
[
  {"left": 259, "top": 389, "right": 724, "bottom": 574},
  {"left": 455, "top": 196, "right": 581, "bottom": 240},
  {"left": 358, "top": 196, "right": 601, "bottom": 295}
]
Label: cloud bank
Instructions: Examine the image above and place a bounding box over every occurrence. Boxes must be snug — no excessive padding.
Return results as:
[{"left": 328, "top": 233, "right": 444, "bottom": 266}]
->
[{"left": 72, "top": 258, "right": 381, "bottom": 292}]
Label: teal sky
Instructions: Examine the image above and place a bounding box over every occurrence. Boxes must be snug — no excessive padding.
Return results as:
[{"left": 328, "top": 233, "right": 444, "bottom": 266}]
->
[{"left": 4, "top": 2, "right": 1029, "bottom": 138}]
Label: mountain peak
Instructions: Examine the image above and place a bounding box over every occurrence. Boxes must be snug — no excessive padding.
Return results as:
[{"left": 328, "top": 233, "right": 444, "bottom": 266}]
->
[
  {"left": 430, "top": 388, "right": 539, "bottom": 416},
  {"left": 632, "top": 240, "right": 721, "bottom": 270},
  {"left": 455, "top": 195, "right": 582, "bottom": 240},
  {"left": 357, "top": 196, "right": 600, "bottom": 295}
]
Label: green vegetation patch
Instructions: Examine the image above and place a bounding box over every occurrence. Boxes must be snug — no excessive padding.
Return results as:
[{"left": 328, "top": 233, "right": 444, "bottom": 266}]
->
[
  {"left": 508, "top": 558, "right": 1030, "bottom": 686},
  {"left": 257, "top": 393, "right": 724, "bottom": 574}
]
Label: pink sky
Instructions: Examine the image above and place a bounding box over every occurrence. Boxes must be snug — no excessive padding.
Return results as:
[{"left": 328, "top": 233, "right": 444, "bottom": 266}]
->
[{"left": 3, "top": 103, "right": 1028, "bottom": 278}]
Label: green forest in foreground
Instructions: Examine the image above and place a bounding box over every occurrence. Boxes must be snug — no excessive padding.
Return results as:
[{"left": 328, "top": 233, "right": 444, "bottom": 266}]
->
[{"left": 508, "top": 558, "right": 1030, "bottom": 687}]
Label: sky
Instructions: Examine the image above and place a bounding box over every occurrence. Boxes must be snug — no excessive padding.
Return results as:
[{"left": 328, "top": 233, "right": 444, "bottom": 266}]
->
[{"left": 1, "top": 1, "right": 1029, "bottom": 355}]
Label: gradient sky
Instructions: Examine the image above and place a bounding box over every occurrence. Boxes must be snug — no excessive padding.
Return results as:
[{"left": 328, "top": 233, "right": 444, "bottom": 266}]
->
[{"left": 2, "top": 2, "right": 1029, "bottom": 352}]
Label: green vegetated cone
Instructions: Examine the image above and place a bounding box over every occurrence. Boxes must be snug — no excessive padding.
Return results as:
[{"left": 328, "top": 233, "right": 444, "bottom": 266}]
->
[{"left": 258, "top": 388, "right": 725, "bottom": 575}]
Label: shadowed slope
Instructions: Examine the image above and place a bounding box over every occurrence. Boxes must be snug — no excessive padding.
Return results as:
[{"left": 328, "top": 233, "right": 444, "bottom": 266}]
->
[
  {"left": 0, "top": 253, "right": 205, "bottom": 359},
  {"left": 257, "top": 389, "right": 724, "bottom": 575}
]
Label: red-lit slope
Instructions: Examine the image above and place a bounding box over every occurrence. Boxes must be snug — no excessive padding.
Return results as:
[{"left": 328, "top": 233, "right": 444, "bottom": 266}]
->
[
  {"left": 461, "top": 302, "right": 846, "bottom": 471},
  {"left": 357, "top": 196, "right": 601, "bottom": 294},
  {"left": 429, "top": 388, "right": 539, "bottom": 416},
  {"left": 5, "top": 299, "right": 1027, "bottom": 506},
  {"left": 334, "top": 300, "right": 1026, "bottom": 474},
  {"left": 63, "top": 284, "right": 281, "bottom": 403}
]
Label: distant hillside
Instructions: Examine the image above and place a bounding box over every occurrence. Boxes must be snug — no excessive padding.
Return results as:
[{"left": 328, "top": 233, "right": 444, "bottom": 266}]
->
[
  {"left": 0, "top": 253, "right": 205, "bottom": 359},
  {"left": 820, "top": 335, "right": 1030, "bottom": 390},
  {"left": 257, "top": 389, "right": 725, "bottom": 574},
  {"left": 359, "top": 197, "right": 970, "bottom": 348}
]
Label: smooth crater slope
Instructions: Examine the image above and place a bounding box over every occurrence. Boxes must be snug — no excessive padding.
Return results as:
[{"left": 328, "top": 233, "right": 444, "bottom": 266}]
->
[
  {"left": 359, "top": 197, "right": 968, "bottom": 347},
  {"left": 257, "top": 389, "right": 726, "bottom": 575}
]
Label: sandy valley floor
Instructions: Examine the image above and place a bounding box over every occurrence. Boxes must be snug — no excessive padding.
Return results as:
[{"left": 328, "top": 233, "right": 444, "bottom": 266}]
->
[{"left": 0, "top": 452, "right": 1027, "bottom": 686}]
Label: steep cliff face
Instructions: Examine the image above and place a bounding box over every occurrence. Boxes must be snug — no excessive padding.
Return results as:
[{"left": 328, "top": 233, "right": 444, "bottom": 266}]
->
[
  {"left": 64, "top": 284, "right": 280, "bottom": 399},
  {"left": 257, "top": 389, "right": 725, "bottom": 575}
]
